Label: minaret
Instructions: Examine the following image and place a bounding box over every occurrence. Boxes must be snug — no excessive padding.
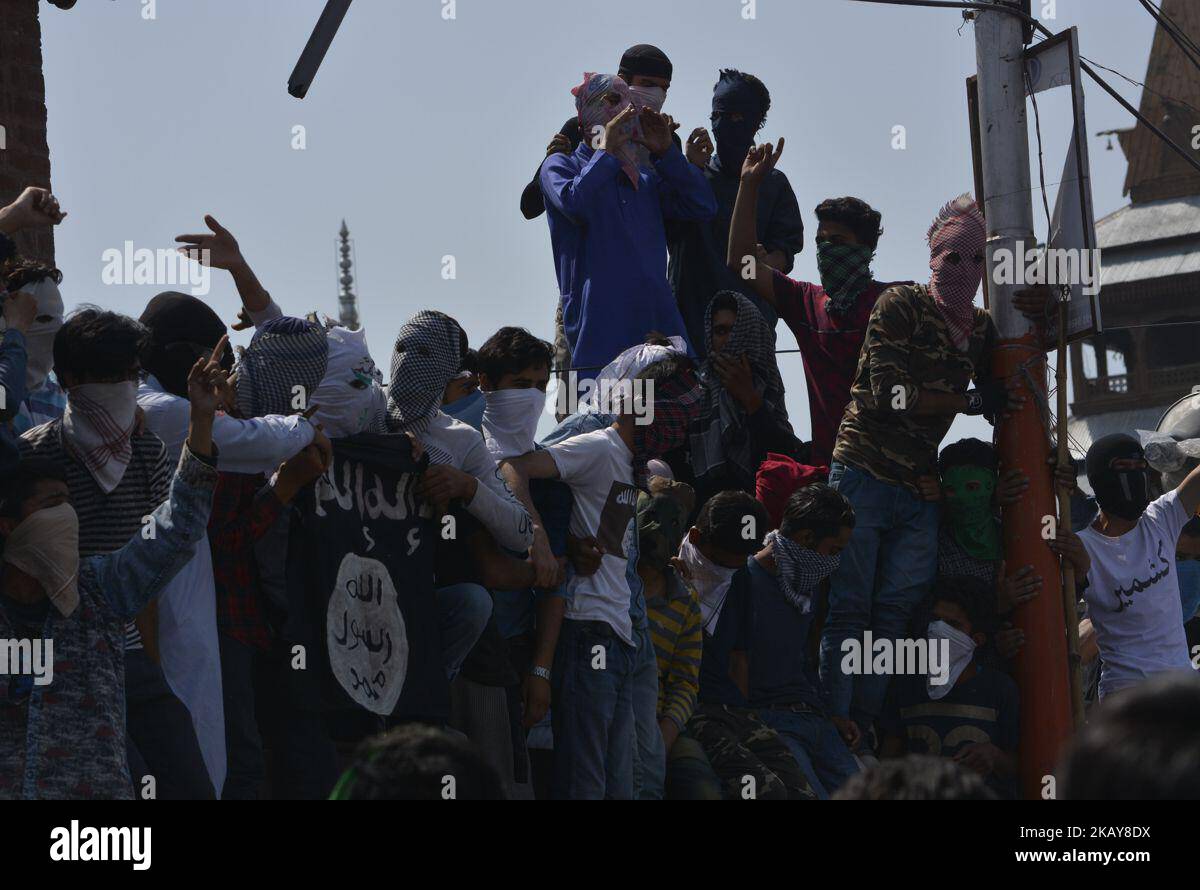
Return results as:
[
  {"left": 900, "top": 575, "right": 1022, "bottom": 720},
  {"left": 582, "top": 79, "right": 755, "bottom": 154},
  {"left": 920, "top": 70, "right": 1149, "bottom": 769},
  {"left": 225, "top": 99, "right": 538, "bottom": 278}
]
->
[{"left": 337, "top": 219, "right": 361, "bottom": 330}]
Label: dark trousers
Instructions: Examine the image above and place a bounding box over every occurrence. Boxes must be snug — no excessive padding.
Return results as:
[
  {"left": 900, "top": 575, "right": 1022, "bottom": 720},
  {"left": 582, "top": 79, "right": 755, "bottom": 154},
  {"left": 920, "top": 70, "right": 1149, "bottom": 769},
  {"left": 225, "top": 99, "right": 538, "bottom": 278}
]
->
[
  {"left": 125, "top": 648, "right": 215, "bottom": 800},
  {"left": 255, "top": 641, "right": 340, "bottom": 800},
  {"left": 218, "top": 632, "right": 267, "bottom": 800}
]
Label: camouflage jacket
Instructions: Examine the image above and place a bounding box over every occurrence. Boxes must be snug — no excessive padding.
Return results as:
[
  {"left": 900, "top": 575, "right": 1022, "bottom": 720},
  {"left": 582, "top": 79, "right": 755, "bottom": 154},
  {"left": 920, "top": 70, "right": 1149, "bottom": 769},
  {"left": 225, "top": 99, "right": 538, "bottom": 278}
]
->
[{"left": 832, "top": 284, "right": 994, "bottom": 492}]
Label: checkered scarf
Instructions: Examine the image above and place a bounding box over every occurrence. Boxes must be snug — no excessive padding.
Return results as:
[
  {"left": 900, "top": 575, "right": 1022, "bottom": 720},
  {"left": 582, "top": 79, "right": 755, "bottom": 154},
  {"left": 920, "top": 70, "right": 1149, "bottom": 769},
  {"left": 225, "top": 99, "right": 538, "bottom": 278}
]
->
[
  {"left": 816, "top": 241, "right": 875, "bottom": 316},
  {"left": 927, "top": 194, "right": 986, "bottom": 350},
  {"left": 633, "top": 368, "right": 703, "bottom": 486},
  {"left": 766, "top": 530, "right": 841, "bottom": 615},
  {"left": 235, "top": 316, "right": 329, "bottom": 418},
  {"left": 61, "top": 381, "right": 138, "bottom": 494},
  {"left": 385, "top": 310, "right": 463, "bottom": 463},
  {"left": 690, "top": 292, "right": 792, "bottom": 488}
]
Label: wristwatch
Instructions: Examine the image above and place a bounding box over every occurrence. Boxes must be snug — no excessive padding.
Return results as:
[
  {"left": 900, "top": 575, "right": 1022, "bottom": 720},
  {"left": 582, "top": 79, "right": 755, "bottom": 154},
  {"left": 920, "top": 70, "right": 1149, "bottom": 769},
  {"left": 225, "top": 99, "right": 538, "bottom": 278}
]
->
[
  {"left": 964, "top": 390, "right": 984, "bottom": 416},
  {"left": 530, "top": 665, "right": 552, "bottom": 683}
]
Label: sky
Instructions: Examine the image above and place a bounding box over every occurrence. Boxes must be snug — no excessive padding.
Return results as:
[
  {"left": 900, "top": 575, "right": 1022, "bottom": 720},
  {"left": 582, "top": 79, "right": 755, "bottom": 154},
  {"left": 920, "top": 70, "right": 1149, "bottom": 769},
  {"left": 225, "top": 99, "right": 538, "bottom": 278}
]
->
[{"left": 37, "top": 0, "right": 1157, "bottom": 443}]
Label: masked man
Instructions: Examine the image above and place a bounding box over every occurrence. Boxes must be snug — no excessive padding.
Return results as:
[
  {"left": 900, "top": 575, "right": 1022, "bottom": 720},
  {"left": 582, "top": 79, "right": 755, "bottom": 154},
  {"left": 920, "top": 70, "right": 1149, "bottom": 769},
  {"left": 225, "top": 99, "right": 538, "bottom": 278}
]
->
[
  {"left": 815, "top": 195, "right": 1019, "bottom": 749},
  {"left": 687, "top": 291, "right": 799, "bottom": 507},
  {"left": 1, "top": 347, "right": 226, "bottom": 799},
  {"left": 521, "top": 44, "right": 677, "bottom": 221},
  {"left": 137, "top": 301, "right": 334, "bottom": 797},
  {"left": 504, "top": 345, "right": 702, "bottom": 799},
  {"left": 21, "top": 308, "right": 215, "bottom": 799},
  {"left": 879, "top": 576, "right": 1019, "bottom": 799},
  {"left": 1, "top": 187, "right": 69, "bottom": 445},
  {"left": 539, "top": 72, "right": 716, "bottom": 383},
  {"left": 670, "top": 69, "right": 804, "bottom": 356},
  {"left": 680, "top": 490, "right": 814, "bottom": 800},
  {"left": 1054, "top": 433, "right": 1200, "bottom": 700},
  {"left": 730, "top": 141, "right": 908, "bottom": 466}
]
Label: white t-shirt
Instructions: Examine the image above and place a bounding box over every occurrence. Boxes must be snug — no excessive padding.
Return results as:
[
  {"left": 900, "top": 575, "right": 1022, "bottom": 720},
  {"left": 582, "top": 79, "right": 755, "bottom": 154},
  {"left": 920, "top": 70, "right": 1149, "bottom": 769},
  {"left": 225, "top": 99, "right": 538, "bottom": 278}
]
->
[
  {"left": 547, "top": 426, "right": 638, "bottom": 645},
  {"left": 1079, "top": 489, "right": 1197, "bottom": 698}
]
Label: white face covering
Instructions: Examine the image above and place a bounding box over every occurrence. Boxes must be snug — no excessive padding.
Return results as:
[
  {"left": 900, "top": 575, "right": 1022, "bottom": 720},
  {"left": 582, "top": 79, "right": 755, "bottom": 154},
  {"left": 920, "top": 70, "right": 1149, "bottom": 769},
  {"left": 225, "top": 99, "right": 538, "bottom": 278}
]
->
[
  {"left": 62, "top": 381, "right": 139, "bottom": 494},
  {"left": 926, "top": 619, "right": 977, "bottom": 700},
  {"left": 310, "top": 326, "right": 387, "bottom": 437},
  {"left": 0, "top": 278, "right": 63, "bottom": 393},
  {"left": 677, "top": 536, "right": 739, "bottom": 632},
  {"left": 3, "top": 502, "right": 81, "bottom": 617},
  {"left": 628, "top": 84, "right": 666, "bottom": 113},
  {"left": 482, "top": 387, "right": 547, "bottom": 461}
]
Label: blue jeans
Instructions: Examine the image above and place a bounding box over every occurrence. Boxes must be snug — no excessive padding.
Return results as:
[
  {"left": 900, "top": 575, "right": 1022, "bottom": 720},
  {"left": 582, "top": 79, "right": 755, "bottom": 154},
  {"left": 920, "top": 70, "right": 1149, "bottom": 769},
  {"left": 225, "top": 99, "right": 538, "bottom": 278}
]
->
[
  {"left": 631, "top": 622, "right": 665, "bottom": 800},
  {"left": 550, "top": 619, "right": 637, "bottom": 799},
  {"left": 819, "top": 462, "right": 939, "bottom": 731},
  {"left": 436, "top": 583, "right": 493, "bottom": 681},
  {"left": 757, "top": 707, "right": 860, "bottom": 799}
]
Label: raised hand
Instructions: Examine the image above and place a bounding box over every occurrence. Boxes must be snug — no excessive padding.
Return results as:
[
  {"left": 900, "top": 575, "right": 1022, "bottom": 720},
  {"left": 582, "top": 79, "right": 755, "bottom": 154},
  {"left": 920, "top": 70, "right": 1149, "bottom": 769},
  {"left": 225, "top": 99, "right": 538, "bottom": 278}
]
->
[
  {"left": 685, "top": 127, "right": 714, "bottom": 168},
  {"left": 635, "top": 107, "right": 673, "bottom": 156},
  {"left": 600, "top": 104, "right": 637, "bottom": 154},
  {"left": 175, "top": 215, "right": 245, "bottom": 271},
  {"left": 0, "top": 187, "right": 67, "bottom": 235},
  {"left": 187, "top": 334, "right": 230, "bottom": 418},
  {"left": 740, "top": 138, "right": 785, "bottom": 185}
]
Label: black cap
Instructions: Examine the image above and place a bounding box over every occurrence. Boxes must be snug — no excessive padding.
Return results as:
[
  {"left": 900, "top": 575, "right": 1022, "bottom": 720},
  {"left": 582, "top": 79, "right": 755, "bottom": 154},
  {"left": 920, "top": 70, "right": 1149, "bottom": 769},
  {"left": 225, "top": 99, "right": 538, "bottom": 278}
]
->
[{"left": 618, "top": 44, "right": 672, "bottom": 82}]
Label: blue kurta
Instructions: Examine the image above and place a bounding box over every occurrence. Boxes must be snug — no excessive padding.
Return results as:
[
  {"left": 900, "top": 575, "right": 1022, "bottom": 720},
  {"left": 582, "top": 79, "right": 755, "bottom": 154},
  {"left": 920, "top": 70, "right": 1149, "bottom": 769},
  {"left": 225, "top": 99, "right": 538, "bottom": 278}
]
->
[{"left": 540, "top": 141, "right": 717, "bottom": 375}]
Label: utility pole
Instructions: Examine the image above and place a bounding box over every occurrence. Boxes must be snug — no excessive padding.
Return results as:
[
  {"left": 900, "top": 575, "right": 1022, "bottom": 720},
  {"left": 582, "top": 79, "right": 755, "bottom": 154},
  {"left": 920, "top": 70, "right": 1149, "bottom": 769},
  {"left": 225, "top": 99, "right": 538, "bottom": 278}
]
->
[{"left": 973, "top": 0, "right": 1073, "bottom": 799}]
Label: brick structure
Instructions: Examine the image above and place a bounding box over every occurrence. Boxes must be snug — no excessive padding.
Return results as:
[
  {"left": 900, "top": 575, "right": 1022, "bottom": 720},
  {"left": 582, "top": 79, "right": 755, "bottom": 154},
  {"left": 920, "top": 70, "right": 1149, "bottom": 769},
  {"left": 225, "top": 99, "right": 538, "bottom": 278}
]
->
[{"left": 0, "top": 0, "right": 74, "bottom": 265}]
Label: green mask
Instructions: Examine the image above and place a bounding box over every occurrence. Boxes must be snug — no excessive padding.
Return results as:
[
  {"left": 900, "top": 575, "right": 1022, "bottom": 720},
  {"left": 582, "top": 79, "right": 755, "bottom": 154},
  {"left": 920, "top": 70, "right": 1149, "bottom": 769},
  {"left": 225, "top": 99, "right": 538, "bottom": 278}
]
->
[
  {"left": 816, "top": 240, "right": 874, "bottom": 315},
  {"left": 941, "top": 465, "right": 1002, "bottom": 561},
  {"left": 637, "top": 491, "right": 689, "bottom": 574}
]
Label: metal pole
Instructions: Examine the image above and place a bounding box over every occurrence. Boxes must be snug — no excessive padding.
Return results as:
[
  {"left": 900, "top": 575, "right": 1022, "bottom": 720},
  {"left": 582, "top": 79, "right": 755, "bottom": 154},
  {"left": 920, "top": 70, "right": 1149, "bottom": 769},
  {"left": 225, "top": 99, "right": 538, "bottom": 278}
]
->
[
  {"left": 288, "top": 0, "right": 354, "bottom": 99},
  {"left": 1056, "top": 300, "right": 1086, "bottom": 730},
  {"left": 973, "top": 0, "right": 1073, "bottom": 799}
]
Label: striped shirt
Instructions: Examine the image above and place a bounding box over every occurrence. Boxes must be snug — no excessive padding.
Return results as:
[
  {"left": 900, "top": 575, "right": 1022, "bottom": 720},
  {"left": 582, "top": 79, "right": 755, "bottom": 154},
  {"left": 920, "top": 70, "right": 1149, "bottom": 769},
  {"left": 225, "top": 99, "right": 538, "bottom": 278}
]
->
[
  {"left": 647, "top": 568, "right": 704, "bottom": 732},
  {"left": 19, "top": 420, "right": 171, "bottom": 650}
]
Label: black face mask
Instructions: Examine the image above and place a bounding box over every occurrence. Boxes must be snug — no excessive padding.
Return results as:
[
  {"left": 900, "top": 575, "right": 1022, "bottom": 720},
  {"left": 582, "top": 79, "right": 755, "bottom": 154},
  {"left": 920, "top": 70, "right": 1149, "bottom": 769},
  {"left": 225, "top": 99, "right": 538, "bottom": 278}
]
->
[
  {"left": 1087, "top": 434, "right": 1152, "bottom": 521},
  {"left": 711, "top": 116, "right": 758, "bottom": 175}
]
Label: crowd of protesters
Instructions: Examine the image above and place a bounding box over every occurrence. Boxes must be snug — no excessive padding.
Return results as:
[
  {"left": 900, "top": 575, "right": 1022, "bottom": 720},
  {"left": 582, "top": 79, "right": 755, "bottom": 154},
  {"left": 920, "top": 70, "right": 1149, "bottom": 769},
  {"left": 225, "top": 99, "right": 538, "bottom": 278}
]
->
[{"left": 1, "top": 42, "right": 1198, "bottom": 801}]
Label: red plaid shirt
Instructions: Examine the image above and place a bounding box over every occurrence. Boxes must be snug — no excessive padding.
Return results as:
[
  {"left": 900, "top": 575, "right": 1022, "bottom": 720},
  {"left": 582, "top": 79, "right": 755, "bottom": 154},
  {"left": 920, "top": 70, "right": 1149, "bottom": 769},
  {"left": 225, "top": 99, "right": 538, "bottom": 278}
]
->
[{"left": 208, "top": 471, "right": 284, "bottom": 650}]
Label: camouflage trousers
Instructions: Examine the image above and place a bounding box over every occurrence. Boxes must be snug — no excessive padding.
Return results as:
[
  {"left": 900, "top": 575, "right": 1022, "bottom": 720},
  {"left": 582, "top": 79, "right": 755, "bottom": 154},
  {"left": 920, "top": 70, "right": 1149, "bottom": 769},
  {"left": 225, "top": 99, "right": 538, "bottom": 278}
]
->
[
  {"left": 553, "top": 303, "right": 572, "bottom": 422},
  {"left": 686, "top": 703, "right": 815, "bottom": 800}
]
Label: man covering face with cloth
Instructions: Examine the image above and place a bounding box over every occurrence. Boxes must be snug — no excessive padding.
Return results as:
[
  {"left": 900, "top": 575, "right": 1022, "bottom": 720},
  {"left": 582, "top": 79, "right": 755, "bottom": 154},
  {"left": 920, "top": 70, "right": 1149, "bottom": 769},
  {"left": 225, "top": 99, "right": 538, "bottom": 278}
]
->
[
  {"left": 1054, "top": 434, "right": 1200, "bottom": 701},
  {"left": 538, "top": 71, "right": 715, "bottom": 384},
  {"left": 728, "top": 139, "right": 901, "bottom": 468},
  {"left": 818, "top": 194, "right": 1017, "bottom": 749},
  {"left": 688, "top": 291, "right": 799, "bottom": 508},
  {"left": 668, "top": 69, "right": 804, "bottom": 361}
]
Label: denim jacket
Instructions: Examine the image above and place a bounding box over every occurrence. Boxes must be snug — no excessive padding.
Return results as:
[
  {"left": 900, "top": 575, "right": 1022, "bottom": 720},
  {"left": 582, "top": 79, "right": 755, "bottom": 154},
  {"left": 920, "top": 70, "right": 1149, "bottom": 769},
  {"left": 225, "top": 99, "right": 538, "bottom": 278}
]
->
[{"left": 0, "top": 443, "right": 219, "bottom": 799}]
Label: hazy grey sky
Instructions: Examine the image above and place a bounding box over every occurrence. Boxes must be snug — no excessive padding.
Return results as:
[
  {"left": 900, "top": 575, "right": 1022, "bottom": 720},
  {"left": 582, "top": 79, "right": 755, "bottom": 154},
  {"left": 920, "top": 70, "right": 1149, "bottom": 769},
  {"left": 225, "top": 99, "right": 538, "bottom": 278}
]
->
[{"left": 39, "top": 0, "right": 1155, "bottom": 443}]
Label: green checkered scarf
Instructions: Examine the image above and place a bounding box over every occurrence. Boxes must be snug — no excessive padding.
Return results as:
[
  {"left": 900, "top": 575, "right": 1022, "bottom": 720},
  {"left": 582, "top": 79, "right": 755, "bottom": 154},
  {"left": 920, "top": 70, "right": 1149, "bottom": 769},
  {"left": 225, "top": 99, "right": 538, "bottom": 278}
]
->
[{"left": 816, "top": 241, "right": 875, "bottom": 316}]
